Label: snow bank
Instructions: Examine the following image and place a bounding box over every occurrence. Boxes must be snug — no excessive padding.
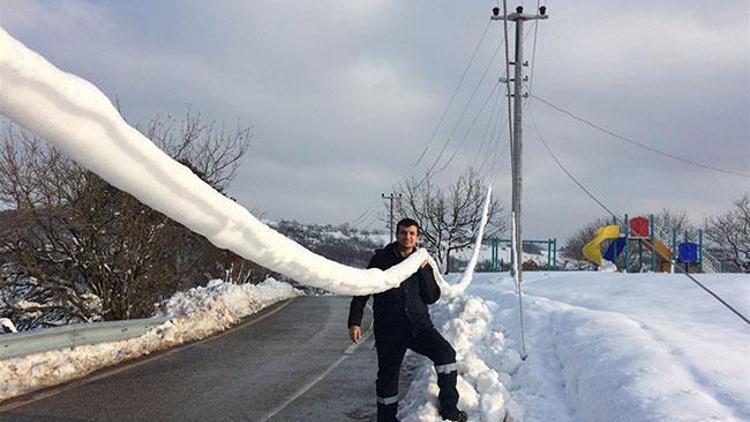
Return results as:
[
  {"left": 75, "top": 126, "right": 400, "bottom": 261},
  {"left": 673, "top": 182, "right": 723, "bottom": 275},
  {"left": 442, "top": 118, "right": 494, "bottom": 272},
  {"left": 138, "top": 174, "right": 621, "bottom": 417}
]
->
[
  {"left": 0, "top": 27, "right": 443, "bottom": 296},
  {"left": 399, "top": 288, "right": 524, "bottom": 422},
  {"left": 469, "top": 272, "right": 750, "bottom": 422},
  {"left": 0, "top": 318, "right": 17, "bottom": 334},
  {"left": 0, "top": 278, "right": 301, "bottom": 401},
  {"left": 400, "top": 271, "right": 749, "bottom": 421},
  {"left": 400, "top": 222, "right": 524, "bottom": 422}
]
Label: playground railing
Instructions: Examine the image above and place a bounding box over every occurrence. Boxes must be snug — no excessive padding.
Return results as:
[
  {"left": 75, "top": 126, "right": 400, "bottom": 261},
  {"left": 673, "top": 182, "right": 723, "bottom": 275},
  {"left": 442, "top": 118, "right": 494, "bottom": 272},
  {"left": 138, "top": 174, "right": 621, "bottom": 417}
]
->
[
  {"left": 701, "top": 252, "right": 721, "bottom": 273},
  {"left": 652, "top": 222, "right": 721, "bottom": 273}
]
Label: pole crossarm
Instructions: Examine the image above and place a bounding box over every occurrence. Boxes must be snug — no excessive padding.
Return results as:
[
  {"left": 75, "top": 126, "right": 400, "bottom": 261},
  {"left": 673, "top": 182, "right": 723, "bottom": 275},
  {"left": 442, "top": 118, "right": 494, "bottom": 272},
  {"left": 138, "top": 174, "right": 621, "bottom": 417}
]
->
[{"left": 491, "top": 6, "right": 549, "bottom": 22}]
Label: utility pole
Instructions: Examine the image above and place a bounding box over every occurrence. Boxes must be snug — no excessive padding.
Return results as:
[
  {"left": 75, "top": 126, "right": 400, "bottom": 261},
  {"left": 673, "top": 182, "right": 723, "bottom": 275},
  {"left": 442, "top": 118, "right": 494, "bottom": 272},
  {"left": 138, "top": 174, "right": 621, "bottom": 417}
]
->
[
  {"left": 492, "top": 3, "right": 548, "bottom": 361},
  {"left": 382, "top": 192, "right": 402, "bottom": 241},
  {"left": 491, "top": 4, "right": 548, "bottom": 286}
]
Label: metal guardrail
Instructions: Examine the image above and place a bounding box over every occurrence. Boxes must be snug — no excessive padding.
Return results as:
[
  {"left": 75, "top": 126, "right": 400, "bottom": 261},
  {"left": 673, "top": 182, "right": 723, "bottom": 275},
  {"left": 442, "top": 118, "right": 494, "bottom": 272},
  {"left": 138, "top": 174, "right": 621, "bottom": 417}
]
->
[{"left": 0, "top": 316, "right": 170, "bottom": 360}]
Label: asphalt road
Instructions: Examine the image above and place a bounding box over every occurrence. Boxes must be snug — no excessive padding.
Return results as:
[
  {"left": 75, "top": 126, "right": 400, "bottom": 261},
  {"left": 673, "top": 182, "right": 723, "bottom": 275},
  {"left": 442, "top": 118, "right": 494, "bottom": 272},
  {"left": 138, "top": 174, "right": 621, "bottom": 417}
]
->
[{"left": 0, "top": 296, "right": 418, "bottom": 422}]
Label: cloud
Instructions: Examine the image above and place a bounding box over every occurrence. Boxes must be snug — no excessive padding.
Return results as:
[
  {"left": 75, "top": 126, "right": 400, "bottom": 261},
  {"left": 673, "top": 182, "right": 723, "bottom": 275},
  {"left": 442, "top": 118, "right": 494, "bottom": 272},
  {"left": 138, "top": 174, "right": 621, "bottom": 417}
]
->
[{"left": 0, "top": 0, "right": 747, "bottom": 242}]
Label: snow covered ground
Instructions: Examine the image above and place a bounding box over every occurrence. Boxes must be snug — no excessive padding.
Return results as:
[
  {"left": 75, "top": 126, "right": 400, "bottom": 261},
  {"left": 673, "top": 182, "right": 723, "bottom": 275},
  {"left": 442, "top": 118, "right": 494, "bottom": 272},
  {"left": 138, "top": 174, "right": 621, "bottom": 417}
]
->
[
  {"left": 402, "top": 271, "right": 750, "bottom": 422},
  {"left": 0, "top": 278, "right": 301, "bottom": 401}
]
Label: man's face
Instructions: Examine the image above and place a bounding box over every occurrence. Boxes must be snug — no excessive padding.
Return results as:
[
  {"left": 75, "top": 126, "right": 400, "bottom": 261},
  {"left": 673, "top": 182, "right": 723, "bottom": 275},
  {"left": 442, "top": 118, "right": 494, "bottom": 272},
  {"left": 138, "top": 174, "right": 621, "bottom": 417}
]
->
[{"left": 396, "top": 225, "right": 419, "bottom": 250}]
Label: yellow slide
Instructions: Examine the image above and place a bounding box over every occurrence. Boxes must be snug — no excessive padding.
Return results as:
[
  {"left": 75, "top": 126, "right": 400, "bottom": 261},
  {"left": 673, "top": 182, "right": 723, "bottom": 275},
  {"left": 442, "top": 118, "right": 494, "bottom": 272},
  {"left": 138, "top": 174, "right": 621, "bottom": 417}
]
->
[
  {"left": 645, "top": 238, "right": 673, "bottom": 272},
  {"left": 582, "top": 225, "right": 621, "bottom": 266}
]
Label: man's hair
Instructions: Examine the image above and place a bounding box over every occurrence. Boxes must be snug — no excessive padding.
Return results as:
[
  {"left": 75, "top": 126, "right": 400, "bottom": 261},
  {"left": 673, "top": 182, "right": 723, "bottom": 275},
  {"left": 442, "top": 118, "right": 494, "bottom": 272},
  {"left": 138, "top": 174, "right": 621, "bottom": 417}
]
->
[{"left": 396, "top": 218, "right": 420, "bottom": 235}]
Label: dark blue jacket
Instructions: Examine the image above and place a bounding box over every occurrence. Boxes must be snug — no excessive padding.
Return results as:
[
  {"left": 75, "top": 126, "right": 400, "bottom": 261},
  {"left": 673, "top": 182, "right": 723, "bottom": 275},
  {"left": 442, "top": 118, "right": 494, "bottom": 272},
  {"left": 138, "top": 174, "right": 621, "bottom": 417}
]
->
[{"left": 347, "top": 242, "right": 441, "bottom": 338}]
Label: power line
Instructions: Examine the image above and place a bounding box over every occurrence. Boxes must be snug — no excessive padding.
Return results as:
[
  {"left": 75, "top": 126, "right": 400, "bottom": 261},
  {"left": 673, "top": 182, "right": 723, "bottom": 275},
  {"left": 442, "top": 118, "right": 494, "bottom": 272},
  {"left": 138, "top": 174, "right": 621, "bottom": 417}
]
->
[
  {"left": 532, "top": 94, "right": 750, "bottom": 179},
  {"left": 528, "top": 106, "right": 750, "bottom": 327},
  {"left": 473, "top": 84, "right": 503, "bottom": 165},
  {"left": 347, "top": 20, "right": 494, "bottom": 227},
  {"left": 478, "top": 100, "right": 510, "bottom": 179},
  {"left": 437, "top": 81, "right": 502, "bottom": 174},
  {"left": 423, "top": 40, "right": 506, "bottom": 178},
  {"left": 527, "top": 0, "right": 543, "bottom": 95},
  {"left": 528, "top": 112, "right": 617, "bottom": 216},
  {"left": 411, "top": 20, "right": 493, "bottom": 173}
]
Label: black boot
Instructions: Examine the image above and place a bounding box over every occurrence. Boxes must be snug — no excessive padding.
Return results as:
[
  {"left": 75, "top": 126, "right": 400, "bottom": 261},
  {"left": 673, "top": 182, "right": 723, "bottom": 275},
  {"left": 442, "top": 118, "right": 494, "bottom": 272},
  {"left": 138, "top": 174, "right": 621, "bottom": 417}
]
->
[{"left": 440, "top": 409, "right": 468, "bottom": 421}]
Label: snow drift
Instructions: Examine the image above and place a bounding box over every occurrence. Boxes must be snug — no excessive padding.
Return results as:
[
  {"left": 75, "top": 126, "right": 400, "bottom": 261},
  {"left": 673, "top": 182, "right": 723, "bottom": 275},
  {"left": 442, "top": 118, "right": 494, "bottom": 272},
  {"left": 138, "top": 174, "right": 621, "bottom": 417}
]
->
[{"left": 0, "top": 278, "right": 301, "bottom": 401}]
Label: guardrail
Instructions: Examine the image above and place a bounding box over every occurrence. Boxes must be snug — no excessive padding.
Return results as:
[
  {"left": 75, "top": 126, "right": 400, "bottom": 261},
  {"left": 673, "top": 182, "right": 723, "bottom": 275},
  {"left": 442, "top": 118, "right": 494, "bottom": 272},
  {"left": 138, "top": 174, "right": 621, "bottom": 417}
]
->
[{"left": 0, "top": 316, "right": 170, "bottom": 360}]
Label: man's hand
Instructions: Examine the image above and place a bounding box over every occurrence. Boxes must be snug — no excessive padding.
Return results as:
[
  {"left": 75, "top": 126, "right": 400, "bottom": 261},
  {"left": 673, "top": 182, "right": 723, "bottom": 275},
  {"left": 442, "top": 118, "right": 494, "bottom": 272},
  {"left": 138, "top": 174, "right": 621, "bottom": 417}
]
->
[
  {"left": 349, "top": 325, "right": 362, "bottom": 343},
  {"left": 420, "top": 259, "right": 428, "bottom": 268}
]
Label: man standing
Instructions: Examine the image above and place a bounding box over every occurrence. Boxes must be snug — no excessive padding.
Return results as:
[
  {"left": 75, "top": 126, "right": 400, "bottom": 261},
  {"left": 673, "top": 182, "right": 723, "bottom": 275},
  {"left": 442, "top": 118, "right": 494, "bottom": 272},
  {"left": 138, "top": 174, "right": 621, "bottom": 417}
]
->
[{"left": 348, "top": 218, "right": 467, "bottom": 422}]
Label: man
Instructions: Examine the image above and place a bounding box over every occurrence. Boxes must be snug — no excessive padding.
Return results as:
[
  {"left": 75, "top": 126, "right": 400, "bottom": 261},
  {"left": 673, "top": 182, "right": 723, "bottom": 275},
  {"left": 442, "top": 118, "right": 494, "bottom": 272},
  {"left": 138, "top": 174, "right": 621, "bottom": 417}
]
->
[{"left": 348, "top": 218, "right": 467, "bottom": 422}]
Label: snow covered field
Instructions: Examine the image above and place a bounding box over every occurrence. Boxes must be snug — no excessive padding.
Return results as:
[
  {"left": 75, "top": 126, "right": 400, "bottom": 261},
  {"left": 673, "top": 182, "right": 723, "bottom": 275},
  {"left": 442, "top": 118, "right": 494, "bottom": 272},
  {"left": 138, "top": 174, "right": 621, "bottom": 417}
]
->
[
  {"left": 402, "top": 271, "right": 750, "bottom": 422},
  {"left": 0, "top": 278, "right": 301, "bottom": 401}
]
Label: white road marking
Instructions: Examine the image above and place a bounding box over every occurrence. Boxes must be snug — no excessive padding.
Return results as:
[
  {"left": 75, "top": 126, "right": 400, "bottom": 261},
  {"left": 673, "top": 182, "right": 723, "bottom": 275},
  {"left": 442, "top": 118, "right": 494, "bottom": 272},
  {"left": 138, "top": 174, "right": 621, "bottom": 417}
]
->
[{"left": 258, "top": 301, "right": 376, "bottom": 421}]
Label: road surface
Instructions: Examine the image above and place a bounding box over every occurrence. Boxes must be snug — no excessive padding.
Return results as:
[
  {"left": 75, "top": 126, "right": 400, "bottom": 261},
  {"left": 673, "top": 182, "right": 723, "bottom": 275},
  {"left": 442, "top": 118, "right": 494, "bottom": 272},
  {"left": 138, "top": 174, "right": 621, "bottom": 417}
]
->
[{"left": 0, "top": 296, "right": 419, "bottom": 421}]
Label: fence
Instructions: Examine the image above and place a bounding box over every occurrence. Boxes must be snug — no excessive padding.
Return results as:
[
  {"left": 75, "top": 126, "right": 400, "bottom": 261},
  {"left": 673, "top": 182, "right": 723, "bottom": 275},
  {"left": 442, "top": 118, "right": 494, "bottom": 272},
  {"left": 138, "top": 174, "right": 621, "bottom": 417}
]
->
[{"left": 0, "top": 316, "right": 170, "bottom": 360}]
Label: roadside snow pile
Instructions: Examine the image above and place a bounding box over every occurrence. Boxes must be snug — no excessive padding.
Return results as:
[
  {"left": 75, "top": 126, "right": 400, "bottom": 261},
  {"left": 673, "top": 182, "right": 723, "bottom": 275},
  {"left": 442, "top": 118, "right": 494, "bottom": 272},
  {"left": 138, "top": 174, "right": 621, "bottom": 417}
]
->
[
  {"left": 469, "top": 272, "right": 750, "bottom": 422},
  {"left": 0, "top": 318, "right": 16, "bottom": 334},
  {"left": 401, "top": 271, "right": 750, "bottom": 422},
  {"left": 400, "top": 274, "right": 524, "bottom": 422},
  {"left": 0, "top": 278, "right": 301, "bottom": 401},
  {"left": 399, "top": 192, "right": 522, "bottom": 421}
]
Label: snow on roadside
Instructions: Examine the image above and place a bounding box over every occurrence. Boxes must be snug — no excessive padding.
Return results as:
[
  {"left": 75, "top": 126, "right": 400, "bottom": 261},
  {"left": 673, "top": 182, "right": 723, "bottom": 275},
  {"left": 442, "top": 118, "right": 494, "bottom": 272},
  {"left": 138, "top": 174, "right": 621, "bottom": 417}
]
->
[
  {"left": 0, "top": 318, "right": 16, "bottom": 334},
  {"left": 469, "top": 272, "right": 750, "bottom": 422},
  {"left": 400, "top": 271, "right": 750, "bottom": 422},
  {"left": 399, "top": 274, "right": 524, "bottom": 422},
  {"left": 399, "top": 191, "right": 525, "bottom": 422},
  {"left": 0, "top": 278, "right": 301, "bottom": 402}
]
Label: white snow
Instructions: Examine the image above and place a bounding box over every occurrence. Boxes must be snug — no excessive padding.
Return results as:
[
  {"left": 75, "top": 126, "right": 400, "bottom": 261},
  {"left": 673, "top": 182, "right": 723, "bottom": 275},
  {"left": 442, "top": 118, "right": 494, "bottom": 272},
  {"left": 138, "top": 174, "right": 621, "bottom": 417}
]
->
[
  {"left": 451, "top": 187, "right": 492, "bottom": 295},
  {"left": 0, "top": 278, "right": 301, "bottom": 401},
  {"left": 402, "top": 271, "right": 750, "bottom": 421},
  {"left": 0, "top": 318, "right": 16, "bottom": 334},
  {"left": 0, "top": 27, "right": 446, "bottom": 297}
]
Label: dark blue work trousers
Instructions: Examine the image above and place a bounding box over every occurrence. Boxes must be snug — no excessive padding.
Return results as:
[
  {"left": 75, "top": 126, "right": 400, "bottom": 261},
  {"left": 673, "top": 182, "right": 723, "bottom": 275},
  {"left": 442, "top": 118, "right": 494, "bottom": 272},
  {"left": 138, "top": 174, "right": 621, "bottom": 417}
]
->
[{"left": 375, "top": 327, "right": 459, "bottom": 422}]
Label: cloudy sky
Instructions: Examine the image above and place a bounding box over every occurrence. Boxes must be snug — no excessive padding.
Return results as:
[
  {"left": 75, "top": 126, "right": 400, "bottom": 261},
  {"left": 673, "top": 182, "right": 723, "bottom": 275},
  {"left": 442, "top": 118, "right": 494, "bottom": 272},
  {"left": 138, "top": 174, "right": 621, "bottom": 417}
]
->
[{"left": 1, "top": 0, "right": 748, "bottom": 241}]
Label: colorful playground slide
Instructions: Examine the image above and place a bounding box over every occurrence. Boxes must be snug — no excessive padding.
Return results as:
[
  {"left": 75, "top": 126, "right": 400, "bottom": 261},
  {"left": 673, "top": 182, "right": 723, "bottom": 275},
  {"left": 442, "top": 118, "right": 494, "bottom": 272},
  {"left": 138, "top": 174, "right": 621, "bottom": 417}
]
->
[
  {"left": 582, "top": 225, "right": 621, "bottom": 266},
  {"left": 645, "top": 238, "right": 673, "bottom": 272}
]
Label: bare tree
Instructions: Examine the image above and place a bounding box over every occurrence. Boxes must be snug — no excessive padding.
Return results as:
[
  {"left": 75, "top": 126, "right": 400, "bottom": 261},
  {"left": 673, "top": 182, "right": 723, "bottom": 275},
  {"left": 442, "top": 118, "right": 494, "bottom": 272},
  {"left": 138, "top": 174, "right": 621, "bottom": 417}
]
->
[
  {"left": 651, "top": 208, "right": 697, "bottom": 237},
  {"left": 706, "top": 194, "right": 750, "bottom": 273},
  {"left": 0, "top": 113, "right": 268, "bottom": 330},
  {"left": 392, "top": 168, "right": 507, "bottom": 274}
]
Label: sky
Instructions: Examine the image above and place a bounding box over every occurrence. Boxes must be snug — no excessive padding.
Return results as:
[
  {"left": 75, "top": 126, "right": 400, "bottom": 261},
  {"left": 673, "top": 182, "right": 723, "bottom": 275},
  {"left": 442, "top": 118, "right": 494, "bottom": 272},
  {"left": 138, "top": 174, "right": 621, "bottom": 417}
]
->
[{"left": 0, "top": 0, "right": 748, "bottom": 242}]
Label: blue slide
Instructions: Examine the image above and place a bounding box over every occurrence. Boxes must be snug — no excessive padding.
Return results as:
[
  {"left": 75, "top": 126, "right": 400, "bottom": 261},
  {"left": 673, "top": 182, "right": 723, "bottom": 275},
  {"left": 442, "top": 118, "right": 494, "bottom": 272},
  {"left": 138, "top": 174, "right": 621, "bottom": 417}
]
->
[{"left": 603, "top": 237, "right": 627, "bottom": 262}]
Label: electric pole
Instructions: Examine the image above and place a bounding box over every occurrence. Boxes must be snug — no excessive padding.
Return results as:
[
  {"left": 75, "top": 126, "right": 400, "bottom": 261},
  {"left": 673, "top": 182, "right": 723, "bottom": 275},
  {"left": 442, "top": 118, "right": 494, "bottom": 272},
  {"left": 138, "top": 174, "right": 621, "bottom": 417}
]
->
[
  {"left": 382, "top": 192, "right": 402, "bottom": 241},
  {"left": 492, "top": 3, "right": 548, "bottom": 360},
  {"left": 491, "top": 4, "right": 548, "bottom": 286}
]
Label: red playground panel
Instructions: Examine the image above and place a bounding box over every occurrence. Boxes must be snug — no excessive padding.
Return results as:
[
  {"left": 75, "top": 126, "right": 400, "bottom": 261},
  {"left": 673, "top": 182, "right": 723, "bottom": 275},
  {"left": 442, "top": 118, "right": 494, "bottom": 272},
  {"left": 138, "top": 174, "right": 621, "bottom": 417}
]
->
[{"left": 630, "top": 217, "right": 650, "bottom": 237}]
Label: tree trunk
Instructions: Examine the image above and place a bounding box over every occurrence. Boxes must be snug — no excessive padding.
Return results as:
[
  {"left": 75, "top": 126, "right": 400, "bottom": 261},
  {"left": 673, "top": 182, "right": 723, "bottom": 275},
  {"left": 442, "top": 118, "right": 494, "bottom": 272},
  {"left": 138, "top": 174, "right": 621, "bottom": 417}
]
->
[{"left": 445, "top": 249, "right": 451, "bottom": 274}]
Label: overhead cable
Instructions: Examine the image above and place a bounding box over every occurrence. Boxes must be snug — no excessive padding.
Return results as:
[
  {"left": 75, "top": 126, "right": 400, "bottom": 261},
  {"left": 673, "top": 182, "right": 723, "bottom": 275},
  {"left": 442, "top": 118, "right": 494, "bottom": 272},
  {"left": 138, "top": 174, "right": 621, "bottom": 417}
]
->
[
  {"left": 423, "top": 40, "right": 506, "bottom": 178},
  {"left": 532, "top": 94, "right": 750, "bottom": 179},
  {"left": 347, "top": 20, "right": 493, "bottom": 226},
  {"left": 411, "top": 19, "right": 493, "bottom": 173},
  {"left": 437, "top": 81, "right": 502, "bottom": 173},
  {"left": 528, "top": 105, "right": 750, "bottom": 327}
]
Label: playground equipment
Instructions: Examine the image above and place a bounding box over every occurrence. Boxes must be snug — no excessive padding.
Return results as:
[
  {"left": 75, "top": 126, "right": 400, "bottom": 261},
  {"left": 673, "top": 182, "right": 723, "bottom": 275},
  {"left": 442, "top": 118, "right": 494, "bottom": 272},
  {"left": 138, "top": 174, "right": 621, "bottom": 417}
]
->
[
  {"left": 582, "top": 215, "right": 721, "bottom": 273},
  {"left": 582, "top": 225, "right": 620, "bottom": 267},
  {"left": 490, "top": 238, "right": 558, "bottom": 271}
]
